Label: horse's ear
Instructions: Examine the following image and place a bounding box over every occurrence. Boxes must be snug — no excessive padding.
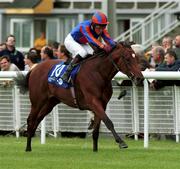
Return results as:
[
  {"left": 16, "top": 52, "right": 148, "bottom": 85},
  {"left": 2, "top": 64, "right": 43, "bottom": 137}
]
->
[
  {"left": 112, "top": 42, "right": 118, "bottom": 49},
  {"left": 124, "top": 40, "right": 136, "bottom": 46},
  {"left": 129, "top": 41, "right": 136, "bottom": 46},
  {"left": 119, "top": 41, "right": 134, "bottom": 48},
  {"left": 118, "top": 41, "right": 124, "bottom": 45}
]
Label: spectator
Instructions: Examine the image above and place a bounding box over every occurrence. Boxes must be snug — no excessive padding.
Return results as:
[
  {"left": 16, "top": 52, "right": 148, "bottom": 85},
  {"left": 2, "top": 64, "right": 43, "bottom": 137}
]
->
[
  {"left": 131, "top": 44, "right": 152, "bottom": 70},
  {"left": 0, "top": 35, "right": 25, "bottom": 70},
  {"left": 151, "top": 46, "right": 165, "bottom": 69},
  {"left": 34, "top": 32, "right": 47, "bottom": 56},
  {"left": 50, "top": 41, "right": 60, "bottom": 58},
  {"left": 150, "top": 50, "right": 180, "bottom": 90},
  {"left": 145, "top": 46, "right": 165, "bottom": 84},
  {"left": 0, "top": 55, "right": 19, "bottom": 71},
  {"left": 40, "top": 46, "right": 57, "bottom": 61},
  {"left": 145, "top": 41, "right": 159, "bottom": 68},
  {"left": 156, "top": 50, "right": 180, "bottom": 71},
  {"left": 161, "top": 36, "right": 173, "bottom": 52},
  {"left": 0, "top": 43, "right": 6, "bottom": 51},
  {"left": 24, "top": 52, "right": 38, "bottom": 71},
  {"left": 173, "top": 35, "right": 180, "bottom": 59},
  {"left": 28, "top": 47, "right": 41, "bottom": 62},
  {"left": 57, "top": 44, "right": 72, "bottom": 62}
]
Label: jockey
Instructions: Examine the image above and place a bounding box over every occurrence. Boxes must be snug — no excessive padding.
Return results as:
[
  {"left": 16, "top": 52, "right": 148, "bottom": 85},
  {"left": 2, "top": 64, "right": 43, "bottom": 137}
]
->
[{"left": 61, "top": 11, "right": 116, "bottom": 82}]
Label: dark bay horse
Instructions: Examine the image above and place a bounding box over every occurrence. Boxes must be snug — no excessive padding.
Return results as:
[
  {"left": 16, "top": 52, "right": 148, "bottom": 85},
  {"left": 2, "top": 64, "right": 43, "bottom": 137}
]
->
[{"left": 17, "top": 42, "right": 144, "bottom": 152}]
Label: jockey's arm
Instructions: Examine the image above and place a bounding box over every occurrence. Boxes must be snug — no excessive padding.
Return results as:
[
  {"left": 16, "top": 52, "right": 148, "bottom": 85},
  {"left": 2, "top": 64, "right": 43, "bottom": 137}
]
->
[
  {"left": 101, "top": 29, "right": 116, "bottom": 47},
  {"left": 80, "top": 25, "right": 105, "bottom": 49}
]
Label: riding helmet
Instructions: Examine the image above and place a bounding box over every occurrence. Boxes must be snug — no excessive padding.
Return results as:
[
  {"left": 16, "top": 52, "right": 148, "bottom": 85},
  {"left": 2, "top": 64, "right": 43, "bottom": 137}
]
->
[{"left": 91, "top": 11, "right": 109, "bottom": 25}]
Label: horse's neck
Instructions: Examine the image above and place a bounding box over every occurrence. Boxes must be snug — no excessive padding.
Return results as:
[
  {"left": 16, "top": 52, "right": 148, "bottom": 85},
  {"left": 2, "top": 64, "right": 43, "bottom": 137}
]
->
[
  {"left": 96, "top": 55, "right": 118, "bottom": 81},
  {"left": 82, "top": 52, "right": 118, "bottom": 81}
]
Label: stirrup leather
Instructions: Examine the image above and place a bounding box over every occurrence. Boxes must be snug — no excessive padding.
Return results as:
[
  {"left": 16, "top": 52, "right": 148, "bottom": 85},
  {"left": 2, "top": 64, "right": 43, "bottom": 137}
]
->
[{"left": 61, "top": 65, "right": 73, "bottom": 82}]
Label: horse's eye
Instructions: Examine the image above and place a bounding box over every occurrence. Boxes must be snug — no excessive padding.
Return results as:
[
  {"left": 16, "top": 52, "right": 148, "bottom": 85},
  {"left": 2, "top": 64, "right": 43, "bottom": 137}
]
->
[{"left": 132, "top": 53, "right": 136, "bottom": 58}]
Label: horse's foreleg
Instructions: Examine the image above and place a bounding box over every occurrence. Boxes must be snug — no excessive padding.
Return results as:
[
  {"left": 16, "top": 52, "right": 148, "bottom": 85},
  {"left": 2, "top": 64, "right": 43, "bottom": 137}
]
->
[
  {"left": 103, "top": 116, "right": 128, "bottom": 149},
  {"left": 91, "top": 99, "right": 128, "bottom": 150},
  {"left": 92, "top": 115, "right": 101, "bottom": 152}
]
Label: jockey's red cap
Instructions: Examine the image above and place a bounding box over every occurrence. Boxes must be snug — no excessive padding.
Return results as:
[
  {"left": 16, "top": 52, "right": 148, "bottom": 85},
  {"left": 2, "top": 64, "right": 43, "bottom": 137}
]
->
[{"left": 91, "top": 11, "right": 109, "bottom": 25}]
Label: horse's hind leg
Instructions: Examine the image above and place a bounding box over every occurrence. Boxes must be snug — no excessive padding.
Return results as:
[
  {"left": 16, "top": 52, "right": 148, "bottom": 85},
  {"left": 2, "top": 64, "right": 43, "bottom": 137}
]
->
[
  {"left": 26, "top": 106, "right": 40, "bottom": 151},
  {"left": 26, "top": 98, "right": 59, "bottom": 152},
  {"left": 92, "top": 115, "right": 101, "bottom": 152}
]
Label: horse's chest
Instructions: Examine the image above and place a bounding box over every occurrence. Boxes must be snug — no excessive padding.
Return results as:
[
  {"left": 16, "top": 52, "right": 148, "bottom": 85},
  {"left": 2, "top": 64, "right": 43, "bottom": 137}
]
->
[{"left": 102, "top": 85, "right": 113, "bottom": 101}]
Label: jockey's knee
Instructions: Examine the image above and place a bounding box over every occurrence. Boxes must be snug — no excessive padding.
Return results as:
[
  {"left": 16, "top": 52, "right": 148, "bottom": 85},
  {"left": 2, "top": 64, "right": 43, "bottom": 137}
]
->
[{"left": 77, "top": 50, "right": 87, "bottom": 58}]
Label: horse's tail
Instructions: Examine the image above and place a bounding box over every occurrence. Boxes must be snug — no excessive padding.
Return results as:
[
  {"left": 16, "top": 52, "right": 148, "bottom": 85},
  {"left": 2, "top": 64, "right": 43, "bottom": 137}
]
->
[{"left": 14, "top": 71, "right": 31, "bottom": 94}]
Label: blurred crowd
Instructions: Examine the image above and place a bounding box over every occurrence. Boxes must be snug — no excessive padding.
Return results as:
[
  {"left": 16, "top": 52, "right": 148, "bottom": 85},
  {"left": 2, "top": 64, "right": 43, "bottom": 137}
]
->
[
  {"left": 0, "top": 33, "right": 72, "bottom": 72},
  {"left": 118, "top": 34, "right": 180, "bottom": 90},
  {"left": 144, "top": 35, "right": 180, "bottom": 89}
]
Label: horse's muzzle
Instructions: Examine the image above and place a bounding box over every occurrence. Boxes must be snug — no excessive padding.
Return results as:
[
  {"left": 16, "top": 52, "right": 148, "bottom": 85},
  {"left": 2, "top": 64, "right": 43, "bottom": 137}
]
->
[
  {"left": 135, "top": 77, "right": 144, "bottom": 86},
  {"left": 129, "top": 73, "right": 144, "bottom": 86}
]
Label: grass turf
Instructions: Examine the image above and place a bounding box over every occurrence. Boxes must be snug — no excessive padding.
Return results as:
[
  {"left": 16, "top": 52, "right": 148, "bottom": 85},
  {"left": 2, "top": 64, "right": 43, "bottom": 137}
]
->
[{"left": 0, "top": 136, "right": 180, "bottom": 169}]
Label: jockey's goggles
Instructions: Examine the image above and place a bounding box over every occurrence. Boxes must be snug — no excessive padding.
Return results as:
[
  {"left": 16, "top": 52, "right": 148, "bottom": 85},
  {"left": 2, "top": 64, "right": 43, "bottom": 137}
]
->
[{"left": 94, "top": 24, "right": 107, "bottom": 29}]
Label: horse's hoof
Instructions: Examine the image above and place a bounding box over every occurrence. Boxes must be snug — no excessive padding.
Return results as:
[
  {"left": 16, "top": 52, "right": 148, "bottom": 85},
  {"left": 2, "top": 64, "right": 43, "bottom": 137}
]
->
[
  {"left": 25, "top": 147, "right": 32, "bottom": 152},
  {"left": 119, "top": 142, "right": 128, "bottom": 149}
]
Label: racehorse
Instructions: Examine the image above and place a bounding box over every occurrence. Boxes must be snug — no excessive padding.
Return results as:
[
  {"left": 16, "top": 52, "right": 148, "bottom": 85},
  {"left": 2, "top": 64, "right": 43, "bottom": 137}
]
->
[{"left": 16, "top": 42, "right": 144, "bottom": 152}]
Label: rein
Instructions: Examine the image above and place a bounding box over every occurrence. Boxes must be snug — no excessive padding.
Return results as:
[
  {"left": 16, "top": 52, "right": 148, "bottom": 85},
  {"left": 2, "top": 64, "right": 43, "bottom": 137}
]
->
[
  {"left": 108, "top": 53, "right": 121, "bottom": 72},
  {"left": 107, "top": 43, "right": 131, "bottom": 73},
  {"left": 107, "top": 44, "right": 123, "bottom": 72}
]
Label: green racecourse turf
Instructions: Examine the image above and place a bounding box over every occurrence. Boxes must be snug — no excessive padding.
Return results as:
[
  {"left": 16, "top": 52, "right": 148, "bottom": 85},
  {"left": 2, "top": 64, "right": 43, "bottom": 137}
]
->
[{"left": 1, "top": 136, "right": 180, "bottom": 169}]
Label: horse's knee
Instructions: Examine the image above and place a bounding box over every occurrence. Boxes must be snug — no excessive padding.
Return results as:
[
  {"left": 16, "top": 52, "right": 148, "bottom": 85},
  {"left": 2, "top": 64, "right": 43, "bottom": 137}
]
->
[
  {"left": 27, "top": 113, "right": 36, "bottom": 126},
  {"left": 27, "top": 126, "right": 35, "bottom": 137},
  {"left": 27, "top": 118, "right": 37, "bottom": 137}
]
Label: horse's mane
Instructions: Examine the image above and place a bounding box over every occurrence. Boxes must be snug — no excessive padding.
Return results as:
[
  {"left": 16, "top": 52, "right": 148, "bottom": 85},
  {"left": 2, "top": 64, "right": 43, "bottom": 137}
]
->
[
  {"left": 81, "top": 41, "right": 134, "bottom": 64},
  {"left": 81, "top": 50, "right": 106, "bottom": 63}
]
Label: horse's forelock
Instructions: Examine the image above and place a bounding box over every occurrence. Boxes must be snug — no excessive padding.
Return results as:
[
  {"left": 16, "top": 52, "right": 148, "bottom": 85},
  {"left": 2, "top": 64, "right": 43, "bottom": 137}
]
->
[
  {"left": 115, "top": 43, "right": 130, "bottom": 53},
  {"left": 115, "top": 42, "right": 137, "bottom": 62}
]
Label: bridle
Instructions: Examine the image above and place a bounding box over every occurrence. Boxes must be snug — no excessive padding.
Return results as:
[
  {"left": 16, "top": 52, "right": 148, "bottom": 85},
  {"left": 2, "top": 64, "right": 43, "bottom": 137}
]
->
[
  {"left": 108, "top": 53, "right": 121, "bottom": 72},
  {"left": 107, "top": 45, "right": 135, "bottom": 80}
]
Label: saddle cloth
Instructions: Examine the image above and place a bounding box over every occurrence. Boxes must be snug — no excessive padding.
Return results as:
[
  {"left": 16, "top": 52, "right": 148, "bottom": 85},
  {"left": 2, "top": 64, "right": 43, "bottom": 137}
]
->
[{"left": 48, "top": 61, "right": 80, "bottom": 88}]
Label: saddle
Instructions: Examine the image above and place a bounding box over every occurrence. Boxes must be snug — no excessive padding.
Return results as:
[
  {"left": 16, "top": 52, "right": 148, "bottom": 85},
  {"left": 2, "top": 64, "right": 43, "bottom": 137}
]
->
[{"left": 48, "top": 61, "right": 80, "bottom": 88}]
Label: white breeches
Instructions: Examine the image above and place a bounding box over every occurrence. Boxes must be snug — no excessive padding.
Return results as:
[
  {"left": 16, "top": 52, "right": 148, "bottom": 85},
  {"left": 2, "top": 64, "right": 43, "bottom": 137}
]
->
[{"left": 64, "top": 33, "right": 94, "bottom": 58}]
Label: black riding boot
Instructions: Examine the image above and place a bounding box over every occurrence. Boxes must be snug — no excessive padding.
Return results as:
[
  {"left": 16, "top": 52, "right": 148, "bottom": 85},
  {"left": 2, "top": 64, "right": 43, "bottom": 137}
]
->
[{"left": 61, "top": 54, "right": 83, "bottom": 82}]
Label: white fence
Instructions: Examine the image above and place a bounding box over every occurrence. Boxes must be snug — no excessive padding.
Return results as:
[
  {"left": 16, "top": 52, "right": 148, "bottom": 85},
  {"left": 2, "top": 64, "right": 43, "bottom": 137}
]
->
[{"left": 1, "top": 71, "right": 180, "bottom": 148}]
